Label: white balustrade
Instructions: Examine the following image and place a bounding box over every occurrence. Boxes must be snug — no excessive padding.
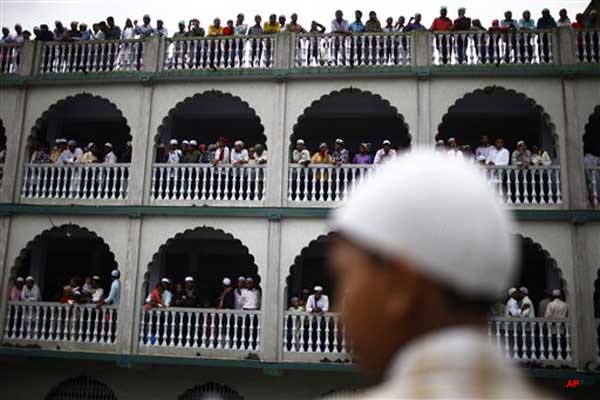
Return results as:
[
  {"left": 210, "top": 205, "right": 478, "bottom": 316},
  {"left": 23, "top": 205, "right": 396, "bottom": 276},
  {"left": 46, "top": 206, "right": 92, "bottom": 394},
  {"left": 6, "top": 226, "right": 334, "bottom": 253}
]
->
[
  {"left": 283, "top": 312, "right": 349, "bottom": 358},
  {"left": 4, "top": 301, "right": 118, "bottom": 345},
  {"left": 164, "top": 36, "right": 273, "bottom": 70},
  {"left": 576, "top": 30, "right": 600, "bottom": 63},
  {"left": 151, "top": 164, "right": 265, "bottom": 203},
  {"left": 295, "top": 33, "right": 411, "bottom": 68},
  {"left": 139, "top": 308, "right": 260, "bottom": 352},
  {"left": 39, "top": 40, "right": 143, "bottom": 73},
  {"left": 0, "top": 43, "right": 21, "bottom": 74},
  {"left": 288, "top": 164, "right": 561, "bottom": 206},
  {"left": 488, "top": 317, "right": 571, "bottom": 365},
  {"left": 21, "top": 163, "right": 130, "bottom": 201},
  {"left": 432, "top": 30, "right": 554, "bottom": 65},
  {"left": 586, "top": 167, "right": 600, "bottom": 207}
]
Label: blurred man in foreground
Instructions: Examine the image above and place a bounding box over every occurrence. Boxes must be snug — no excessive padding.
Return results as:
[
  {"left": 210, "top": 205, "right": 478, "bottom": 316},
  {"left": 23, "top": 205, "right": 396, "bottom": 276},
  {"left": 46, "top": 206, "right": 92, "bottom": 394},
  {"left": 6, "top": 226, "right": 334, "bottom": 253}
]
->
[{"left": 329, "top": 149, "right": 549, "bottom": 399}]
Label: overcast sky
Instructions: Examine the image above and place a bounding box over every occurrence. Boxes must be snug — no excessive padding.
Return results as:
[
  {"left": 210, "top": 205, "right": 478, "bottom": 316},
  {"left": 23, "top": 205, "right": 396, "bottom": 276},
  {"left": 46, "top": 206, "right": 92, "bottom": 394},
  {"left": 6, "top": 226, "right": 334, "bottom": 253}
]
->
[{"left": 0, "top": 0, "right": 590, "bottom": 33}]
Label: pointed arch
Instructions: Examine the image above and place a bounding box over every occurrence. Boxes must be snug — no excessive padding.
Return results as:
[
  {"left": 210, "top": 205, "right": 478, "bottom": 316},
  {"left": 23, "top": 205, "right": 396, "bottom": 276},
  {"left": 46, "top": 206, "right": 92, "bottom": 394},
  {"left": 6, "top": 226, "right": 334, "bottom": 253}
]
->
[
  {"left": 178, "top": 382, "right": 244, "bottom": 400},
  {"left": 145, "top": 226, "right": 260, "bottom": 307},
  {"left": 29, "top": 92, "right": 132, "bottom": 160},
  {"left": 0, "top": 118, "right": 6, "bottom": 155},
  {"left": 155, "top": 90, "right": 266, "bottom": 160},
  {"left": 9, "top": 224, "right": 118, "bottom": 301},
  {"left": 436, "top": 86, "right": 557, "bottom": 158},
  {"left": 291, "top": 88, "right": 411, "bottom": 158},
  {"left": 45, "top": 376, "right": 117, "bottom": 400},
  {"left": 583, "top": 104, "right": 600, "bottom": 157}
]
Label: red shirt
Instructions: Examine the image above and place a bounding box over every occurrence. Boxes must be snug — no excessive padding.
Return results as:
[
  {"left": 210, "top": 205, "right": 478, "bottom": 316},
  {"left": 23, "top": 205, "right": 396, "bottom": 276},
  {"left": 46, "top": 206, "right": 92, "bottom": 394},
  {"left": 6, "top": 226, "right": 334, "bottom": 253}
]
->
[
  {"left": 223, "top": 26, "right": 234, "bottom": 36},
  {"left": 431, "top": 17, "right": 453, "bottom": 31}
]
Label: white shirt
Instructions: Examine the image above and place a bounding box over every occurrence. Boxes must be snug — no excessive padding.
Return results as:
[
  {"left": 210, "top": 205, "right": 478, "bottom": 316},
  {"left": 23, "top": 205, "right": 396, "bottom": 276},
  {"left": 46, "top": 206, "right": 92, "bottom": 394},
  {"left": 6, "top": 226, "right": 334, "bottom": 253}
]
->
[
  {"left": 234, "top": 287, "right": 247, "bottom": 310},
  {"left": 475, "top": 145, "right": 493, "bottom": 160},
  {"left": 292, "top": 149, "right": 311, "bottom": 164},
  {"left": 168, "top": 150, "right": 182, "bottom": 164},
  {"left": 214, "top": 147, "right": 230, "bottom": 163},
  {"left": 505, "top": 298, "right": 521, "bottom": 317},
  {"left": 58, "top": 148, "right": 83, "bottom": 164},
  {"left": 230, "top": 149, "right": 249, "bottom": 165},
  {"left": 447, "top": 148, "right": 464, "bottom": 158},
  {"left": 521, "top": 295, "right": 535, "bottom": 318},
  {"left": 91, "top": 288, "right": 104, "bottom": 303},
  {"left": 21, "top": 284, "right": 41, "bottom": 302},
  {"left": 584, "top": 153, "right": 600, "bottom": 168},
  {"left": 242, "top": 288, "right": 261, "bottom": 310},
  {"left": 374, "top": 148, "right": 397, "bottom": 164},
  {"left": 545, "top": 298, "right": 567, "bottom": 318},
  {"left": 103, "top": 151, "right": 117, "bottom": 164},
  {"left": 162, "top": 289, "right": 173, "bottom": 307},
  {"left": 105, "top": 279, "right": 120, "bottom": 305},
  {"left": 305, "top": 294, "right": 330, "bottom": 313},
  {"left": 486, "top": 147, "right": 510, "bottom": 166}
]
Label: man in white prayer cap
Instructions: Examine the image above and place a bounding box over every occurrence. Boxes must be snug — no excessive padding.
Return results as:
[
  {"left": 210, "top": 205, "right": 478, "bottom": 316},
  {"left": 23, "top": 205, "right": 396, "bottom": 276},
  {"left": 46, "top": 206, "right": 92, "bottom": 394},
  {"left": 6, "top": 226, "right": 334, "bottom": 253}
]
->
[
  {"left": 305, "top": 286, "right": 329, "bottom": 313},
  {"left": 58, "top": 139, "right": 83, "bottom": 164},
  {"left": 168, "top": 139, "right": 182, "bottom": 165},
  {"left": 519, "top": 286, "right": 535, "bottom": 317},
  {"left": 545, "top": 289, "right": 567, "bottom": 318},
  {"left": 292, "top": 139, "right": 311, "bottom": 166},
  {"left": 161, "top": 278, "right": 173, "bottom": 307},
  {"left": 21, "top": 276, "right": 41, "bottom": 302},
  {"left": 98, "top": 269, "right": 121, "bottom": 307},
  {"left": 217, "top": 277, "right": 235, "bottom": 309},
  {"left": 183, "top": 276, "right": 199, "bottom": 307},
  {"left": 505, "top": 287, "right": 528, "bottom": 317},
  {"left": 373, "top": 140, "right": 396, "bottom": 164},
  {"left": 231, "top": 140, "right": 249, "bottom": 166},
  {"left": 329, "top": 149, "right": 549, "bottom": 399},
  {"left": 242, "top": 277, "right": 261, "bottom": 310},
  {"left": 103, "top": 142, "right": 117, "bottom": 164},
  {"left": 234, "top": 276, "right": 247, "bottom": 309}
]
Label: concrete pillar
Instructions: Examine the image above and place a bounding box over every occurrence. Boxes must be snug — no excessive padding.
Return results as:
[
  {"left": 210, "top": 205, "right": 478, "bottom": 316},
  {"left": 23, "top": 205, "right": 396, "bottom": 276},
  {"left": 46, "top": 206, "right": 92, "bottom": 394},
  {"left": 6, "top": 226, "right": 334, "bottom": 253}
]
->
[
  {"left": 142, "top": 36, "right": 162, "bottom": 72},
  {"left": 414, "top": 31, "right": 432, "bottom": 67},
  {"left": 128, "top": 85, "right": 154, "bottom": 206},
  {"left": 265, "top": 79, "right": 287, "bottom": 208},
  {"left": 273, "top": 33, "right": 292, "bottom": 70},
  {"left": 1, "top": 88, "right": 28, "bottom": 204},
  {"left": 556, "top": 27, "right": 577, "bottom": 66},
  {"left": 416, "top": 79, "right": 431, "bottom": 145},
  {"left": 260, "top": 219, "right": 283, "bottom": 361},
  {"left": 17, "top": 41, "right": 37, "bottom": 76},
  {"left": 0, "top": 216, "right": 13, "bottom": 341}
]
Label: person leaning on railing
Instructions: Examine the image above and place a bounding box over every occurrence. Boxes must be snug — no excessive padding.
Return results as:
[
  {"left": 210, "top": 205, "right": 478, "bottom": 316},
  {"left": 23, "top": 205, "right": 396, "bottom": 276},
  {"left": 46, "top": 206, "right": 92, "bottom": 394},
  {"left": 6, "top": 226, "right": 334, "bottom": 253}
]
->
[
  {"left": 530, "top": 145, "right": 552, "bottom": 166},
  {"left": 511, "top": 140, "right": 532, "bottom": 167}
]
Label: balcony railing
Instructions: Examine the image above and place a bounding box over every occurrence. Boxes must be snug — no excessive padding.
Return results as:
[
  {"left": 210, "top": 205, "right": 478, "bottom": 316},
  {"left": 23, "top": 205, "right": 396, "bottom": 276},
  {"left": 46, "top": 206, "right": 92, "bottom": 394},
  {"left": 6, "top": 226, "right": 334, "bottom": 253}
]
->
[
  {"left": 282, "top": 312, "right": 350, "bottom": 362},
  {"left": 294, "top": 32, "right": 412, "bottom": 68},
  {"left": 164, "top": 36, "right": 274, "bottom": 70},
  {"left": 432, "top": 30, "right": 554, "bottom": 65},
  {"left": 4, "top": 301, "right": 118, "bottom": 350},
  {"left": 282, "top": 313, "right": 571, "bottom": 366},
  {"left": 586, "top": 167, "right": 599, "bottom": 207},
  {"left": 0, "top": 43, "right": 21, "bottom": 74},
  {"left": 150, "top": 164, "right": 266, "bottom": 205},
  {"left": 21, "top": 163, "right": 130, "bottom": 202},
  {"left": 576, "top": 30, "right": 600, "bottom": 64},
  {"left": 138, "top": 308, "right": 260, "bottom": 358},
  {"left": 39, "top": 39, "right": 144, "bottom": 73},
  {"left": 287, "top": 164, "right": 561, "bottom": 206}
]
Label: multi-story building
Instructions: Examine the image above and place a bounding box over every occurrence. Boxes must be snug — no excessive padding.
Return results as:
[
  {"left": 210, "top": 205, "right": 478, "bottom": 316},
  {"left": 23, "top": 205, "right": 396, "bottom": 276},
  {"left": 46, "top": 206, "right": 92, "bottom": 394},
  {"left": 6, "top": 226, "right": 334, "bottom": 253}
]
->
[{"left": 0, "top": 27, "right": 599, "bottom": 399}]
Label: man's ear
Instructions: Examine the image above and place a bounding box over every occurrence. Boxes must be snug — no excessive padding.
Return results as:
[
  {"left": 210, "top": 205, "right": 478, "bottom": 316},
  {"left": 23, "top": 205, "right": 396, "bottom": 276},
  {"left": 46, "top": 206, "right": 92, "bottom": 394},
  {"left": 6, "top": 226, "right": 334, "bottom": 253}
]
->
[{"left": 382, "top": 261, "right": 420, "bottom": 323}]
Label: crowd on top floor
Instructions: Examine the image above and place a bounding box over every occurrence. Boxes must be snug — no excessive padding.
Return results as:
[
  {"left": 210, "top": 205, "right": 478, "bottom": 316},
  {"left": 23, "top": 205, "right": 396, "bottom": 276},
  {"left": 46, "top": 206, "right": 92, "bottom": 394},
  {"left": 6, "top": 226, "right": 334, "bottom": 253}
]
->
[
  {"left": 1, "top": 6, "right": 598, "bottom": 45},
  {"left": 30, "top": 138, "right": 131, "bottom": 165}
]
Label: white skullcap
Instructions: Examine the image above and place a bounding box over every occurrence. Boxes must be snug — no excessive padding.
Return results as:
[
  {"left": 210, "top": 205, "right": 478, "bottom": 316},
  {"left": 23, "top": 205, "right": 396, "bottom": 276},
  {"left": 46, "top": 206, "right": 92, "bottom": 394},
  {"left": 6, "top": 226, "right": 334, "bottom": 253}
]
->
[
  {"left": 508, "top": 287, "right": 517, "bottom": 295},
  {"left": 517, "top": 140, "right": 525, "bottom": 146},
  {"left": 161, "top": 278, "right": 171, "bottom": 284},
  {"left": 87, "top": 142, "right": 95, "bottom": 148},
  {"left": 332, "top": 149, "right": 517, "bottom": 299},
  {"left": 335, "top": 138, "right": 344, "bottom": 144},
  {"left": 235, "top": 140, "right": 244, "bottom": 146},
  {"left": 436, "top": 140, "right": 445, "bottom": 145},
  {"left": 26, "top": 276, "right": 34, "bottom": 281},
  {"left": 383, "top": 140, "right": 391, "bottom": 145},
  {"left": 190, "top": 140, "right": 198, "bottom": 146},
  {"left": 104, "top": 142, "right": 113, "bottom": 148},
  {"left": 182, "top": 140, "right": 190, "bottom": 145},
  {"left": 552, "top": 289, "right": 561, "bottom": 297},
  {"left": 92, "top": 275, "right": 101, "bottom": 281},
  {"left": 448, "top": 137, "right": 456, "bottom": 142},
  {"left": 519, "top": 286, "right": 529, "bottom": 295},
  {"left": 238, "top": 276, "right": 246, "bottom": 281},
  {"left": 246, "top": 277, "right": 254, "bottom": 282},
  {"left": 319, "top": 142, "right": 327, "bottom": 149},
  {"left": 67, "top": 140, "right": 77, "bottom": 146},
  {"left": 111, "top": 270, "right": 120, "bottom": 277},
  {"left": 185, "top": 276, "right": 194, "bottom": 283},
  {"left": 169, "top": 139, "right": 178, "bottom": 145},
  {"left": 16, "top": 277, "right": 24, "bottom": 283},
  {"left": 296, "top": 139, "right": 305, "bottom": 145},
  {"left": 314, "top": 286, "right": 323, "bottom": 292},
  {"left": 222, "top": 277, "right": 231, "bottom": 286}
]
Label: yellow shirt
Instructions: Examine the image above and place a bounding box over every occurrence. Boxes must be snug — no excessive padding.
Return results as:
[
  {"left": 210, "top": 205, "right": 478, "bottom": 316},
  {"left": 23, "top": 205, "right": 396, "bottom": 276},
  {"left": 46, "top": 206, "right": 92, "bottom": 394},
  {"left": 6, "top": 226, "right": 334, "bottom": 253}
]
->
[
  {"left": 263, "top": 22, "right": 281, "bottom": 34},
  {"left": 208, "top": 25, "right": 224, "bottom": 36},
  {"left": 311, "top": 152, "right": 333, "bottom": 164},
  {"left": 50, "top": 147, "right": 62, "bottom": 163},
  {"left": 80, "top": 151, "right": 98, "bottom": 164}
]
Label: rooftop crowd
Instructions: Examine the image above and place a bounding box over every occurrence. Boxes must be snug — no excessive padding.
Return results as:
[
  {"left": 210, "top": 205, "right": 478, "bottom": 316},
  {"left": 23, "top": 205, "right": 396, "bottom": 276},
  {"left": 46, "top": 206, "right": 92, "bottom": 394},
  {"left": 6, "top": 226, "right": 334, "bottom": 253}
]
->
[{"left": 1, "top": 6, "right": 598, "bottom": 45}]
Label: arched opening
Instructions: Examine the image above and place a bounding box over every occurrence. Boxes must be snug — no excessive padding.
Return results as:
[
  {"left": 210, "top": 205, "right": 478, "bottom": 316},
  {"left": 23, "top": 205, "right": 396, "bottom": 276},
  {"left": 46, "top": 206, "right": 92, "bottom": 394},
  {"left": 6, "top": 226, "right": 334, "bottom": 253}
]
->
[
  {"left": 436, "top": 86, "right": 557, "bottom": 159},
  {"left": 594, "top": 268, "right": 600, "bottom": 318},
  {"left": 178, "top": 383, "right": 244, "bottom": 400},
  {"left": 29, "top": 93, "right": 132, "bottom": 162},
  {"left": 290, "top": 88, "right": 411, "bottom": 160},
  {"left": 145, "top": 226, "right": 261, "bottom": 308},
  {"left": 10, "top": 224, "right": 118, "bottom": 301},
  {"left": 584, "top": 105, "right": 600, "bottom": 158},
  {"left": 155, "top": 91, "right": 266, "bottom": 161},
  {"left": 45, "top": 376, "right": 117, "bottom": 400},
  {"left": 0, "top": 118, "right": 6, "bottom": 163},
  {"left": 285, "top": 232, "right": 337, "bottom": 310}
]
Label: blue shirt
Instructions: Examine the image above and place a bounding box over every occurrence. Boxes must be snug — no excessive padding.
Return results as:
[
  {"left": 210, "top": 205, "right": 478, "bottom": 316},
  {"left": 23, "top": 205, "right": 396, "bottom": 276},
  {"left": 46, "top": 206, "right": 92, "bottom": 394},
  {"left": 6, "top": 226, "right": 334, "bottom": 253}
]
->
[
  {"left": 349, "top": 21, "right": 365, "bottom": 32},
  {"left": 518, "top": 19, "right": 536, "bottom": 30},
  {"left": 537, "top": 17, "right": 557, "bottom": 30},
  {"left": 105, "top": 279, "right": 121, "bottom": 305},
  {"left": 404, "top": 22, "right": 426, "bottom": 32}
]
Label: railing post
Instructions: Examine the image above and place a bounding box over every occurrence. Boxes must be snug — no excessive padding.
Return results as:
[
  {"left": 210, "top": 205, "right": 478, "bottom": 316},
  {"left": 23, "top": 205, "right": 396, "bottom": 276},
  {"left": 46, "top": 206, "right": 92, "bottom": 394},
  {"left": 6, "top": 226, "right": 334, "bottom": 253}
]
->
[
  {"left": 556, "top": 27, "right": 577, "bottom": 65},
  {"left": 273, "top": 32, "right": 292, "bottom": 70},
  {"left": 17, "top": 41, "right": 36, "bottom": 76},
  {"left": 142, "top": 36, "right": 162, "bottom": 73},
  {"left": 260, "top": 218, "right": 283, "bottom": 361},
  {"left": 414, "top": 31, "right": 432, "bottom": 67}
]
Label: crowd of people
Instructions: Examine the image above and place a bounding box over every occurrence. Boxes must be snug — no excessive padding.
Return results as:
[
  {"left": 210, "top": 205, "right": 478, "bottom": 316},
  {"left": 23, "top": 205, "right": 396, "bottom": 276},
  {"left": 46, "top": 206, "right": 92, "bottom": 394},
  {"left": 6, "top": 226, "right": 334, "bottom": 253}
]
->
[
  {"left": 290, "top": 135, "right": 553, "bottom": 168},
  {"left": 492, "top": 286, "right": 568, "bottom": 319},
  {"left": 157, "top": 137, "right": 267, "bottom": 166},
  {"left": 1, "top": 7, "right": 598, "bottom": 45},
  {"left": 29, "top": 138, "right": 131, "bottom": 164},
  {"left": 9, "top": 270, "right": 121, "bottom": 307},
  {"left": 144, "top": 276, "right": 261, "bottom": 311}
]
